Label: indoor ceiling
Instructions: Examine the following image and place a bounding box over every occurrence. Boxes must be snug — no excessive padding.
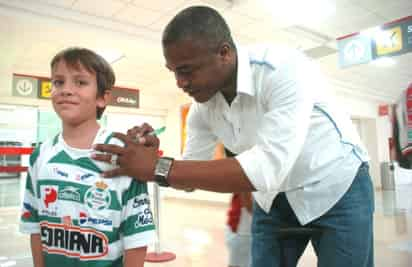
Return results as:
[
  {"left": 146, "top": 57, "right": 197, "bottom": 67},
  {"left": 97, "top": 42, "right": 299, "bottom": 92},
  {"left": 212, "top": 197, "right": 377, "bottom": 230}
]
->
[{"left": 0, "top": 0, "right": 411, "bottom": 103}]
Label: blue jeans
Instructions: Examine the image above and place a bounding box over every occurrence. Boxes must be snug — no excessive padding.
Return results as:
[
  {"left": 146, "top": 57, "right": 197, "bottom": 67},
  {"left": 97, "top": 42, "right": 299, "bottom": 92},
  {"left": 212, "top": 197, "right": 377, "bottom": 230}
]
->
[{"left": 251, "top": 163, "right": 374, "bottom": 267}]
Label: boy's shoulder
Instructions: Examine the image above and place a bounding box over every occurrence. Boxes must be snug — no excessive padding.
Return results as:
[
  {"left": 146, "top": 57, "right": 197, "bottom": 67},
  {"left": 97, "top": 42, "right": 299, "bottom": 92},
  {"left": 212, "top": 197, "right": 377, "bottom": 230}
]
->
[
  {"left": 95, "top": 128, "right": 125, "bottom": 147},
  {"left": 30, "top": 134, "right": 61, "bottom": 166}
]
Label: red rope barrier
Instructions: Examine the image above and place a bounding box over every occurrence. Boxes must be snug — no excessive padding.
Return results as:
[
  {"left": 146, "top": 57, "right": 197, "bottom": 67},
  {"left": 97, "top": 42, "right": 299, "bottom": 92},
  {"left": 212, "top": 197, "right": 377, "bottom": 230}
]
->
[
  {"left": 0, "top": 147, "right": 34, "bottom": 155},
  {"left": 0, "top": 166, "right": 28, "bottom": 172}
]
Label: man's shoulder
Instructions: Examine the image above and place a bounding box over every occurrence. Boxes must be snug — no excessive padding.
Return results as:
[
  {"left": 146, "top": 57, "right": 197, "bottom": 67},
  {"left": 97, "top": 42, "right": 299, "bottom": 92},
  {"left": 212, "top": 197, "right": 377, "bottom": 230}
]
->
[{"left": 246, "top": 44, "right": 306, "bottom": 67}]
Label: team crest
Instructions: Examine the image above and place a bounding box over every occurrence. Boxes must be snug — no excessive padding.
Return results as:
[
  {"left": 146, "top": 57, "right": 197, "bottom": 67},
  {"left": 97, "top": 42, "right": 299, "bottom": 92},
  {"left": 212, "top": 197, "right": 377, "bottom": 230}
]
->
[{"left": 84, "top": 181, "right": 111, "bottom": 210}]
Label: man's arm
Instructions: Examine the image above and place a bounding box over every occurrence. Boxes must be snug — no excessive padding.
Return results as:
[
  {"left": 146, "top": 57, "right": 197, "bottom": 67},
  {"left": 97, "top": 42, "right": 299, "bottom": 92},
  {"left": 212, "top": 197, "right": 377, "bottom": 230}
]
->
[
  {"left": 124, "top": 247, "right": 147, "bottom": 267},
  {"left": 93, "top": 131, "right": 255, "bottom": 192},
  {"left": 168, "top": 157, "right": 255, "bottom": 192},
  {"left": 31, "top": 234, "right": 45, "bottom": 267}
]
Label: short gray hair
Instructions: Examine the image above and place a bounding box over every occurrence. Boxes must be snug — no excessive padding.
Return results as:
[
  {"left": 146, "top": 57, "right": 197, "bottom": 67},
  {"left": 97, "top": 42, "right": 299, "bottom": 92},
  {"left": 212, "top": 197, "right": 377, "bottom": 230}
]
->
[{"left": 162, "top": 6, "right": 235, "bottom": 51}]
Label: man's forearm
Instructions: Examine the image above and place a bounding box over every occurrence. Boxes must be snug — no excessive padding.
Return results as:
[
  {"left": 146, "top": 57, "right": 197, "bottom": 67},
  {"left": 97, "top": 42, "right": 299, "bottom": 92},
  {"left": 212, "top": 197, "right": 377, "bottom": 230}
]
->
[{"left": 168, "top": 158, "right": 255, "bottom": 192}]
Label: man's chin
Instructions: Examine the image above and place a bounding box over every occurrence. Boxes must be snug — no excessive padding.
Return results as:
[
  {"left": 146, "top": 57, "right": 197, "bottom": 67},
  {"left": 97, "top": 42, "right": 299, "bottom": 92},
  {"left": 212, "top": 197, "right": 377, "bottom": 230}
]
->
[{"left": 193, "top": 95, "right": 209, "bottom": 103}]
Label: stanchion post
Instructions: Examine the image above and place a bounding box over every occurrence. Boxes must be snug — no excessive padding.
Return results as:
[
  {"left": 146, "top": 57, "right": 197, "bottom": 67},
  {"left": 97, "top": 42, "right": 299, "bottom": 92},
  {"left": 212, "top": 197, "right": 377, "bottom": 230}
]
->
[{"left": 144, "top": 183, "right": 176, "bottom": 262}]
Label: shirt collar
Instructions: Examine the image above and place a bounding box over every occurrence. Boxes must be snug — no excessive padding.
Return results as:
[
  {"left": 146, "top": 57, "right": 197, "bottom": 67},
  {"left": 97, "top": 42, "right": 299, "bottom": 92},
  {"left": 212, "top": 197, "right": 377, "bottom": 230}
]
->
[
  {"left": 236, "top": 45, "right": 255, "bottom": 97},
  {"left": 203, "top": 45, "right": 255, "bottom": 108}
]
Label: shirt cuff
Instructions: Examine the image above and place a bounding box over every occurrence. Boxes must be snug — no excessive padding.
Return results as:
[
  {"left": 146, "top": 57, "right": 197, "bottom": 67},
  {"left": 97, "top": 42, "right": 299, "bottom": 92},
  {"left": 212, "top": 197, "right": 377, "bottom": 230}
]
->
[
  {"left": 236, "top": 147, "right": 269, "bottom": 192},
  {"left": 19, "top": 222, "right": 40, "bottom": 234}
]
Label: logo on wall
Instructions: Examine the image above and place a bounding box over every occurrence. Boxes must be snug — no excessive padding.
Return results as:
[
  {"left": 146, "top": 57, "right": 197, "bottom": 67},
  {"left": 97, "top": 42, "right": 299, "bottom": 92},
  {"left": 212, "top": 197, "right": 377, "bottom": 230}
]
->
[
  {"left": 39, "top": 79, "right": 52, "bottom": 99},
  {"left": 84, "top": 181, "right": 111, "bottom": 210},
  {"left": 16, "top": 79, "right": 33, "bottom": 95},
  {"left": 12, "top": 75, "right": 39, "bottom": 98},
  {"left": 109, "top": 87, "right": 139, "bottom": 108},
  {"left": 375, "top": 26, "right": 403, "bottom": 56}
]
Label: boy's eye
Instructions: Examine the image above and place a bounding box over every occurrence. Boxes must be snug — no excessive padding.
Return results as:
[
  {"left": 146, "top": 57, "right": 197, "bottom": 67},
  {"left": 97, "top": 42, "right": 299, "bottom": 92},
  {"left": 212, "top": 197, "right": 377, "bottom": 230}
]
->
[
  {"left": 74, "top": 80, "right": 88, "bottom": 87},
  {"left": 51, "top": 80, "right": 64, "bottom": 87}
]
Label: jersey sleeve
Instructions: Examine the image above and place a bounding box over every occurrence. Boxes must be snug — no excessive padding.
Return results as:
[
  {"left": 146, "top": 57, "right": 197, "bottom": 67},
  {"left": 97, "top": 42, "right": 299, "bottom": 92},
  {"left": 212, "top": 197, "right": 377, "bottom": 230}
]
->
[
  {"left": 19, "top": 146, "right": 41, "bottom": 234},
  {"left": 120, "top": 180, "right": 156, "bottom": 250}
]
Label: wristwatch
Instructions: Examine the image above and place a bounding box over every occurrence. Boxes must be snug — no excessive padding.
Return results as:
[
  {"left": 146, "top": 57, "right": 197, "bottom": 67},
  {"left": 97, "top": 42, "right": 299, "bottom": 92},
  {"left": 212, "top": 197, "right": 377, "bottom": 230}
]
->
[{"left": 154, "top": 157, "right": 174, "bottom": 187}]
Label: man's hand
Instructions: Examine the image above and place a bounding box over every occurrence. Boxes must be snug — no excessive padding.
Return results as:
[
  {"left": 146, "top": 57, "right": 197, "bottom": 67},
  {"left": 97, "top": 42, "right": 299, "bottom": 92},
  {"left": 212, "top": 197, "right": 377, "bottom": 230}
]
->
[
  {"left": 92, "top": 132, "right": 159, "bottom": 180},
  {"left": 127, "top": 123, "right": 155, "bottom": 146}
]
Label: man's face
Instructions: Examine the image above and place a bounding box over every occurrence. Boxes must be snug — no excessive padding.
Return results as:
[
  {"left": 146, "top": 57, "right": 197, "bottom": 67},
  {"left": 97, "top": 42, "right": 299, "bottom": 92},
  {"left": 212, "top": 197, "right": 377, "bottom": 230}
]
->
[{"left": 163, "top": 39, "right": 232, "bottom": 103}]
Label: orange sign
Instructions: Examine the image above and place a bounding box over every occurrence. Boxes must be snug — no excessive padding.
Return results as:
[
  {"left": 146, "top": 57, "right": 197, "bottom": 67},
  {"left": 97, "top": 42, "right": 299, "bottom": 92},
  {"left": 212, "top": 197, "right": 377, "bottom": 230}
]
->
[{"left": 180, "top": 103, "right": 191, "bottom": 154}]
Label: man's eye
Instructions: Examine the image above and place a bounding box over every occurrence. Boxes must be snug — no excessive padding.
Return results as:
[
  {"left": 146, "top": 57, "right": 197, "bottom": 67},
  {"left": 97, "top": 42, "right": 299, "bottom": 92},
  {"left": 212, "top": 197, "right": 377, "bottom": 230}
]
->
[{"left": 178, "top": 70, "right": 192, "bottom": 76}]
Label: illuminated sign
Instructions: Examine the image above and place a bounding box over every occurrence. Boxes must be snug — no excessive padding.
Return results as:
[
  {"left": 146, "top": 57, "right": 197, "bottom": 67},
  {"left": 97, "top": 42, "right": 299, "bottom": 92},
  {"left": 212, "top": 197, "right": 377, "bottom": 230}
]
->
[
  {"left": 39, "top": 79, "right": 52, "bottom": 99},
  {"left": 375, "top": 26, "right": 403, "bottom": 56}
]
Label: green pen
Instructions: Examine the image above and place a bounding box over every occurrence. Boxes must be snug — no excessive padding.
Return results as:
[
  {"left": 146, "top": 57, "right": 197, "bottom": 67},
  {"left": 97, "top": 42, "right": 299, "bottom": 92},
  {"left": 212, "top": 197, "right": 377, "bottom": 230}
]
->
[{"left": 148, "top": 126, "right": 166, "bottom": 136}]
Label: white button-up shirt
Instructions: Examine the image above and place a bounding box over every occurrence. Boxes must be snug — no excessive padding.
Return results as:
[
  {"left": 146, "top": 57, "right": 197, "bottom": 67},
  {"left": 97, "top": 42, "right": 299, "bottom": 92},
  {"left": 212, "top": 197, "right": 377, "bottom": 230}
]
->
[{"left": 182, "top": 45, "right": 369, "bottom": 225}]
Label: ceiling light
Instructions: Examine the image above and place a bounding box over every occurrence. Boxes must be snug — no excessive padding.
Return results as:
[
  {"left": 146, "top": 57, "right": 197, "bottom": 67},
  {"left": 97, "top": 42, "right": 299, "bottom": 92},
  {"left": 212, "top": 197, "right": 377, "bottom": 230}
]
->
[
  {"left": 371, "top": 57, "right": 396, "bottom": 67},
  {"left": 261, "top": 0, "right": 335, "bottom": 25}
]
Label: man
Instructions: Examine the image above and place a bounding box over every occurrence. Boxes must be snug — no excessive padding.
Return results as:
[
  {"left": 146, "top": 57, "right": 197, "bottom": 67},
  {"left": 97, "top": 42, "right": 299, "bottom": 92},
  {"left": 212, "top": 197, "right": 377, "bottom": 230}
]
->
[{"left": 93, "top": 6, "right": 374, "bottom": 267}]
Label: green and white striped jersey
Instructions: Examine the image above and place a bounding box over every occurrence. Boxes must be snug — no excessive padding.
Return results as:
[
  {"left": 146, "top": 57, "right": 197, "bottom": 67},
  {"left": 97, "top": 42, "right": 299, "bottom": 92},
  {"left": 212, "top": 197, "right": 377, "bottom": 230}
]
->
[{"left": 20, "top": 128, "right": 156, "bottom": 267}]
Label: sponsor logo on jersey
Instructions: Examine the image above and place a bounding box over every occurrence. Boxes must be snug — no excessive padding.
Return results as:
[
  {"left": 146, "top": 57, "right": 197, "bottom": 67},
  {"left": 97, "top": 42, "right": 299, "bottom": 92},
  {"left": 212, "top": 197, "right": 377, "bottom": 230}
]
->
[
  {"left": 132, "top": 195, "right": 150, "bottom": 208},
  {"left": 58, "top": 186, "right": 81, "bottom": 202},
  {"left": 135, "top": 208, "right": 153, "bottom": 228},
  {"left": 75, "top": 173, "right": 94, "bottom": 181},
  {"left": 40, "top": 185, "right": 59, "bottom": 216},
  {"left": 53, "top": 167, "right": 68, "bottom": 178},
  {"left": 40, "top": 221, "right": 108, "bottom": 260},
  {"left": 42, "top": 186, "right": 58, "bottom": 208},
  {"left": 79, "top": 211, "right": 113, "bottom": 227},
  {"left": 84, "top": 181, "right": 111, "bottom": 211}
]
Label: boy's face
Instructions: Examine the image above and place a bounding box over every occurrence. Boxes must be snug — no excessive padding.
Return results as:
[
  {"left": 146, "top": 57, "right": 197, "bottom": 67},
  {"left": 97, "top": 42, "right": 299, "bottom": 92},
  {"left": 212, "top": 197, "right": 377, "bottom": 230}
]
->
[{"left": 51, "top": 60, "right": 109, "bottom": 126}]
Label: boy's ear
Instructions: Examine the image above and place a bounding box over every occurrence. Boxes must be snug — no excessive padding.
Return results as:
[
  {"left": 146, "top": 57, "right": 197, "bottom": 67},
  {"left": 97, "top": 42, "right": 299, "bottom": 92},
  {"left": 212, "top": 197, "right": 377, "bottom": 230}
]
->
[{"left": 97, "top": 90, "right": 112, "bottom": 108}]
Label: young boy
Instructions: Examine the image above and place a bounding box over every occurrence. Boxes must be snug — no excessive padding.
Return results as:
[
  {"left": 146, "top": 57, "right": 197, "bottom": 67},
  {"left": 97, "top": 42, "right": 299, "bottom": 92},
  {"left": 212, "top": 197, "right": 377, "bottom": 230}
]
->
[{"left": 19, "top": 47, "right": 155, "bottom": 267}]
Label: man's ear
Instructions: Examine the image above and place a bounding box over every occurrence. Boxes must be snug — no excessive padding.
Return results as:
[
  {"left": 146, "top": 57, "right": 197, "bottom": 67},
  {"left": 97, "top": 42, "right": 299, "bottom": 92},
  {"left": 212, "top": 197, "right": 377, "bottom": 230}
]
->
[
  {"left": 218, "top": 42, "right": 233, "bottom": 62},
  {"left": 97, "top": 90, "right": 112, "bottom": 108}
]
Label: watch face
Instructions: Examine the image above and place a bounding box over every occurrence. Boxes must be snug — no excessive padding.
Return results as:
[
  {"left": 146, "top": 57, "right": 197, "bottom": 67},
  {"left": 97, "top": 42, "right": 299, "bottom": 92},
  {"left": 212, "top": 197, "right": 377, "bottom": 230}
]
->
[
  {"left": 155, "top": 157, "right": 174, "bottom": 187},
  {"left": 156, "top": 158, "right": 173, "bottom": 175}
]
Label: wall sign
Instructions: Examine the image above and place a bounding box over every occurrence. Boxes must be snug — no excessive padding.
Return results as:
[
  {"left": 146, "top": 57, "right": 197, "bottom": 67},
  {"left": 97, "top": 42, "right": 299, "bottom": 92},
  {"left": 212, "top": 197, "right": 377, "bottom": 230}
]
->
[
  {"left": 337, "top": 16, "right": 412, "bottom": 68},
  {"left": 12, "top": 75, "right": 38, "bottom": 98},
  {"left": 12, "top": 73, "right": 140, "bottom": 109}
]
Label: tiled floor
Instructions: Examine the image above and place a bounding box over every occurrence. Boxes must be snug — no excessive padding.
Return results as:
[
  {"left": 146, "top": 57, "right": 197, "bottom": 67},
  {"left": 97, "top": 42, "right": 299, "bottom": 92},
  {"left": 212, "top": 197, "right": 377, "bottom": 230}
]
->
[{"left": 0, "top": 177, "right": 411, "bottom": 267}]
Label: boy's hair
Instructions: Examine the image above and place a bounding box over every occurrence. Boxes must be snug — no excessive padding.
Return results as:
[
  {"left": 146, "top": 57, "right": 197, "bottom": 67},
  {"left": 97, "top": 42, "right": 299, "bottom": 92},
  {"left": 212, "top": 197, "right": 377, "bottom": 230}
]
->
[
  {"left": 162, "top": 6, "right": 235, "bottom": 52},
  {"left": 50, "top": 47, "right": 115, "bottom": 119}
]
